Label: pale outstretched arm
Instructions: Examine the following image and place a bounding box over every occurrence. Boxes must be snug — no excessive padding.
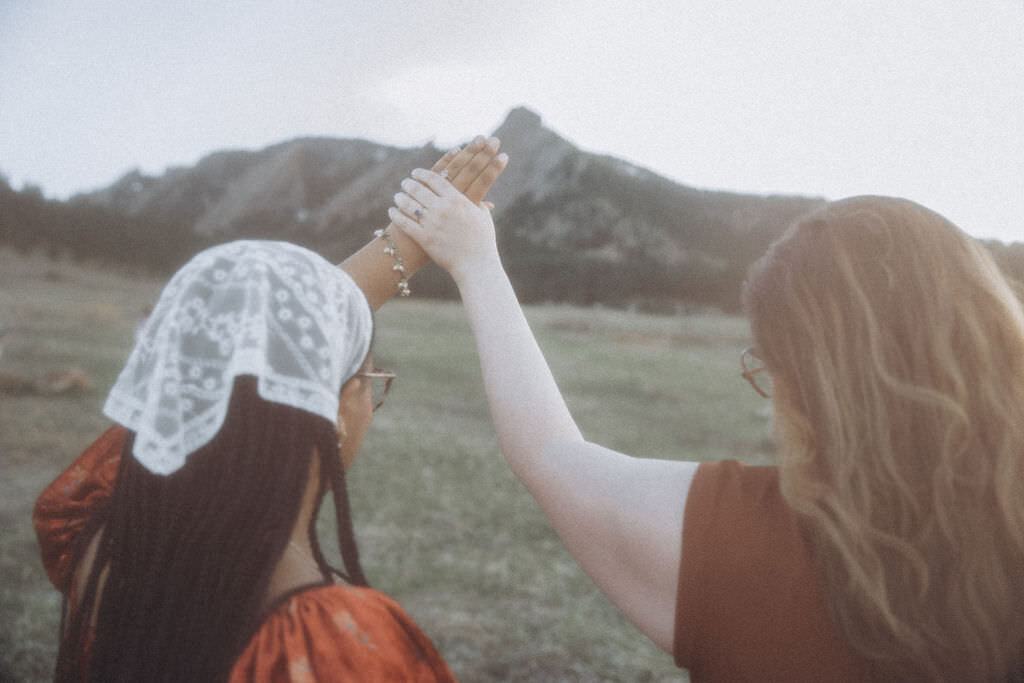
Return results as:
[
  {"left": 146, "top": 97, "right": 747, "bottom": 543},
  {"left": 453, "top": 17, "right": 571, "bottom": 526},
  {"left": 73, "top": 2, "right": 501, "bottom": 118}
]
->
[
  {"left": 390, "top": 169, "right": 699, "bottom": 654},
  {"left": 340, "top": 136, "right": 507, "bottom": 311}
]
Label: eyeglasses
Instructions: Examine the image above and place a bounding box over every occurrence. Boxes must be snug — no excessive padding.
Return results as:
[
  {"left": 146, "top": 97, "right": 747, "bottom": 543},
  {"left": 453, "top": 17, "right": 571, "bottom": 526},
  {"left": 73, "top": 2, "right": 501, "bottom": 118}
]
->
[
  {"left": 358, "top": 369, "right": 396, "bottom": 412},
  {"left": 740, "top": 347, "right": 772, "bottom": 398}
]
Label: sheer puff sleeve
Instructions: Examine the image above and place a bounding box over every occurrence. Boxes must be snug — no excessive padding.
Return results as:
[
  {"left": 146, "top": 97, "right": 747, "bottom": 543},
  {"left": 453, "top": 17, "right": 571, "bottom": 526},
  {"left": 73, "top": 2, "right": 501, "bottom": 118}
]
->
[
  {"left": 33, "top": 425, "right": 126, "bottom": 592},
  {"left": 231, "top": 584, "right": 456, "bottom": 683}
]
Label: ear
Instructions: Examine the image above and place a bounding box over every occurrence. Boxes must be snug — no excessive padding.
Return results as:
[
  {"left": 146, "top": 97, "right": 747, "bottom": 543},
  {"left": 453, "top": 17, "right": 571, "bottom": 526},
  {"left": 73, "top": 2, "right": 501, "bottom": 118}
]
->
[{"left": 336, "top": 372, "right": 364, "bottom": 427}]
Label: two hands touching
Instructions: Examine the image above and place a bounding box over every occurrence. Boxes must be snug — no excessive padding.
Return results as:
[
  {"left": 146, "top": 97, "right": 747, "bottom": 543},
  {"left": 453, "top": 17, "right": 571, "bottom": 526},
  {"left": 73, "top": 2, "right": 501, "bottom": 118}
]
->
[
  {"left": 389, "top": 166, "right": 502, "bottom": 289},
  {"left": 425, "top": 135, "right": 507, "bottom": 208},
  {"left": 340, "top": 135, "right": 505, "bottom": 310}
]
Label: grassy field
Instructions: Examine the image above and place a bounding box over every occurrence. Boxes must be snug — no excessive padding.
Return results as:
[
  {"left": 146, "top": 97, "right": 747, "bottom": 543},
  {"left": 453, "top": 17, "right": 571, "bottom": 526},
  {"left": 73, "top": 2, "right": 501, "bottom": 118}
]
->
[{"left": 0, "top": 248, "right": 774, "bottom": 682}]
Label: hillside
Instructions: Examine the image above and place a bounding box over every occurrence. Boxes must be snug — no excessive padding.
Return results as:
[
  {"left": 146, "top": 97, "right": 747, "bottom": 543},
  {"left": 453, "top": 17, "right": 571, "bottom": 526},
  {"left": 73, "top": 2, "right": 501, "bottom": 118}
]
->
[{"left": 4, "top": 107, "right": 1020, "bottom": 309}]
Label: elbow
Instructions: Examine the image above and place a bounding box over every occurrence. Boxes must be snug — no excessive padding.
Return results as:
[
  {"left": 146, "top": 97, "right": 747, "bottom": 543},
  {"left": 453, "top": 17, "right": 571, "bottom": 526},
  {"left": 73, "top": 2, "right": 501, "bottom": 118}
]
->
[{"left": 502, "top": 435, "right": 588, "bottom": 479}]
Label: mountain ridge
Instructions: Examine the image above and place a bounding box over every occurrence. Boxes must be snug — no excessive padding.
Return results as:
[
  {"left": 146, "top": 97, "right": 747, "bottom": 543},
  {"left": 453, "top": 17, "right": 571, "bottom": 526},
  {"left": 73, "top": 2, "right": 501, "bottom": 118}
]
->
[
  {"left": 0, "top": 108, "right": 831, "bottom": 310},
  {"left": 72, "top": 106, "right": 828, "bottom": 309},
  {"left": 6, "top": 106, "right": 1020, "bottom": 309}
]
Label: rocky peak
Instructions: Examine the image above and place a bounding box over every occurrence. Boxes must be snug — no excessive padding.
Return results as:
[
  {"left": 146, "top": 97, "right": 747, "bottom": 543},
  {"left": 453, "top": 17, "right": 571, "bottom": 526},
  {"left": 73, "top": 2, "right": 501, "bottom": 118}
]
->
[
  {"left": 493, "top": 106, "right": 543, "bottom": 139},
  {"left": 486, "top": 107, "right": 580, "bottom": 209}
]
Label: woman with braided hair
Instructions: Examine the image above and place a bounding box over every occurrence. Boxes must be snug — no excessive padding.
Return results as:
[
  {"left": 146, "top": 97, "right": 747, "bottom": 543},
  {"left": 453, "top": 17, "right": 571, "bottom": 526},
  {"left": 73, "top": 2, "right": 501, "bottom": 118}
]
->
[{"left": 33, "top": 139, "right": 507, "bottom": 682}]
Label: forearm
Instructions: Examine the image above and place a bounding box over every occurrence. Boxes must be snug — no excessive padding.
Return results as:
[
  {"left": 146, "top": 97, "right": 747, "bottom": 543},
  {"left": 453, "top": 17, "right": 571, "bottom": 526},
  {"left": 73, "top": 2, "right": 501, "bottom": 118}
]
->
[
  {"left": 456, "top": 264, "right": 583, "bottom": 474},
  {"left": 340, "top": 222, "right": 427, "bottom": 311},
  {"left": 34, "top": 425, "right": 126, "bottom": 590},
  {"left": 458, "top": 264, "right": 690, "bottom": 653}
]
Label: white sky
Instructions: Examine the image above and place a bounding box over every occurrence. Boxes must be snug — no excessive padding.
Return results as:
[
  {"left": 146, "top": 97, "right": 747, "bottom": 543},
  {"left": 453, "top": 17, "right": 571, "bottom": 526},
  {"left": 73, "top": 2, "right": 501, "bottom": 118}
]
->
[{"left": 1, "top": 0, "right": 1022, "bottom": 243}]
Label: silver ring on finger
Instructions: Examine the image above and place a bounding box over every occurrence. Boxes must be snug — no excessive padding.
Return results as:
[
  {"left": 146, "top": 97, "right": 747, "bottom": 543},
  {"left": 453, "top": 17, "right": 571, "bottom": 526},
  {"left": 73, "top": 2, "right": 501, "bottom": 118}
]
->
[{"left": 413, "top": 208, "right": 425, "bottom": 219}]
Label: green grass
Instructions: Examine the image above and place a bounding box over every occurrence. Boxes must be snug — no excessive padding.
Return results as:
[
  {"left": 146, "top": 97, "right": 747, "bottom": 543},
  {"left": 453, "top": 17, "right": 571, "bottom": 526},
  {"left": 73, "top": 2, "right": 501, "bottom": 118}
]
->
[{"left": 0, "top": 248, "right": 774, "bottom": 682}]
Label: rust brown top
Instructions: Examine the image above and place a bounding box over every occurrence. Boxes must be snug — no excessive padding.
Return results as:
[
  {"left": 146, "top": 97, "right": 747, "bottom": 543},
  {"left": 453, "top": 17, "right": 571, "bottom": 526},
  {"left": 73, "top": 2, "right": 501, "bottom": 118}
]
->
[{"left": 674, "top": 460, "right": 875, "bottom": 682}]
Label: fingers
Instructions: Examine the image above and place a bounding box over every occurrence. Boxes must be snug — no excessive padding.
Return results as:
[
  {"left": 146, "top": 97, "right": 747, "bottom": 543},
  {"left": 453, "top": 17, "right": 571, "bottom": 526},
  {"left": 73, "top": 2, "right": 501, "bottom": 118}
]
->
[
  {"left": 410, "top": 168, "right": 461, "bottom": 199},
  {"left": 424, "top": 134, "right": 507, "bottom": 204},
  {"left": 387, "top": 207, "right": 424, "bottom": 242},
  {"left": 394, "top": 134, "right": 500, "bottom": 233},
  {"left": 463, "top": 152, "right": 508, "bottom": 205},
  {"left": 392, "top": 189, "right": 427, "bottom": 222},
  {"left": 433, "top": 136, "right": 488, "bottom": 189},
  {"left": 399, "top": 174, "right": 446, "bottom": 209},
  {"left": 429, "top": 147, "right": 460, "bottom": 174},
  {"left": 449, "top": 136, "right": 499, "bottom": 192}
]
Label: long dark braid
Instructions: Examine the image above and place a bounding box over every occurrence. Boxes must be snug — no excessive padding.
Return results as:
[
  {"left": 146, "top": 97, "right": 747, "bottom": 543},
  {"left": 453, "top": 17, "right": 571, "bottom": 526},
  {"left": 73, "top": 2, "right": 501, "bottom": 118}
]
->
[
  {"left": 56, "top": 376, "right": 369, "bottom": 682},
  {"left": 314, "top": 444, "right": 368, "bottom": 587}
]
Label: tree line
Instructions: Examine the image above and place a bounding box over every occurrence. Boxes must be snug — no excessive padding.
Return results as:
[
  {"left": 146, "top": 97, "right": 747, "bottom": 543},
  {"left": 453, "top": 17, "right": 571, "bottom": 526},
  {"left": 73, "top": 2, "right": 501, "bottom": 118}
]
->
[{"left": 2, "top": 175, "right": 1021, "bottom": 311}]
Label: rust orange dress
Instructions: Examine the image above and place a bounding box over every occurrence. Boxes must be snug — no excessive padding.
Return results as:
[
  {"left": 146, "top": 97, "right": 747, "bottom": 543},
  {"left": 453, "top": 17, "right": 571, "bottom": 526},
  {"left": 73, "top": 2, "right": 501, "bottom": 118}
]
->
[{"left": 34, "top": 425, "right": 457, "bottom": 682}]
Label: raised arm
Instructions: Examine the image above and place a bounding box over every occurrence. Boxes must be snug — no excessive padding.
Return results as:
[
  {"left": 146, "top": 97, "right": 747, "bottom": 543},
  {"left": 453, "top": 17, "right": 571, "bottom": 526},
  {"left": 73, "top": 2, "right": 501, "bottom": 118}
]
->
[
  {"left": 389, "top": 169, "right": 698, "bottom": 654},
  {"left": 340, "top": 136, "right": 507, "bottom": 310}
]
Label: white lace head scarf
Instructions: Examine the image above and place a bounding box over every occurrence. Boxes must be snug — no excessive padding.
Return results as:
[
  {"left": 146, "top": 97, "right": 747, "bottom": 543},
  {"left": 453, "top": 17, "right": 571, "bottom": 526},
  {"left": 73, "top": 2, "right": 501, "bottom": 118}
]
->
[{"left": 104, "top": 240, "right": 373, "bottom": 475}]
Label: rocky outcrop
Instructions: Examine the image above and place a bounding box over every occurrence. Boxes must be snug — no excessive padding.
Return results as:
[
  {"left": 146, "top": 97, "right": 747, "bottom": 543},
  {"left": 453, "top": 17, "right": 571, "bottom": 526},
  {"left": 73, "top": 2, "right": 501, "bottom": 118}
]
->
[{"left": 77, "top": 107, "right": 825, "bottom": 308}]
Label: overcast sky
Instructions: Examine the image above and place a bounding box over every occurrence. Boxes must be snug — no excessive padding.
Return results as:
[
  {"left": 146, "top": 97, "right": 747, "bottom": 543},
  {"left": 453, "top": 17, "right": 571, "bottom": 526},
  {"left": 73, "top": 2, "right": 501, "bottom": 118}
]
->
[{"left": 1, "top": 1, "right": 1021, "bottom": 243}]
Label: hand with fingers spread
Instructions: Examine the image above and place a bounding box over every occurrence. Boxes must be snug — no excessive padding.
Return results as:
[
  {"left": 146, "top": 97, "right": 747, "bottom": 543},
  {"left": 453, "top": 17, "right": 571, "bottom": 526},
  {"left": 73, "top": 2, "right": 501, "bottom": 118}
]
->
[{"left": 389, "top": 168, "right": 502, "bottom": 287}]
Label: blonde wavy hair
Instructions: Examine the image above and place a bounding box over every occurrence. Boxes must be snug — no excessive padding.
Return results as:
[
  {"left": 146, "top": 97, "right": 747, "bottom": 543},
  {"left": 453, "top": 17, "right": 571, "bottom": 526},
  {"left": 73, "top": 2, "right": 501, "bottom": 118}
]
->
[{"left": 744, "top": 196, "right": 1024, "bottom": 680}]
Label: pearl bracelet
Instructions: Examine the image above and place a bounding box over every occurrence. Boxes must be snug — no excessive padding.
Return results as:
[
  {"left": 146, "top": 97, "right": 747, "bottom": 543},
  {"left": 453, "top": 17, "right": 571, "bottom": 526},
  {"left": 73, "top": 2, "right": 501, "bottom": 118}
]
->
[{"left": 374, "top": 227, "right": 410, "bottom": 296}]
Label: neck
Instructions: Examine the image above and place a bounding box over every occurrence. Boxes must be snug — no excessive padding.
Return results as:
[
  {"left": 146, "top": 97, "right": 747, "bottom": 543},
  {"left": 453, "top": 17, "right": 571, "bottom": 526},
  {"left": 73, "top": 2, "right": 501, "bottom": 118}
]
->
[
  {"left": 263, "top": 455, "right": 326, "bottom": 607},
  {"left": 291, "top": 452, "right": 323, "bottom": 547},
  {"left": 287, "top": 539, "right": 323, "bottom": 575}
]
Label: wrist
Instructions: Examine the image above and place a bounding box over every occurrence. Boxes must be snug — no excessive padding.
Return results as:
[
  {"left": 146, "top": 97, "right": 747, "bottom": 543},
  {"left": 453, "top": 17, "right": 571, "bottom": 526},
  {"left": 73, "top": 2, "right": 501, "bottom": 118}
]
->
[
  {"left": 374, "top": 225, "right": 411, "bottom": 297},
  {"left": 387, "top": 222, "right": 429, "bottom": 270},
  {"left": 452, "top": 254, "right": 505, "bottom": 294}
]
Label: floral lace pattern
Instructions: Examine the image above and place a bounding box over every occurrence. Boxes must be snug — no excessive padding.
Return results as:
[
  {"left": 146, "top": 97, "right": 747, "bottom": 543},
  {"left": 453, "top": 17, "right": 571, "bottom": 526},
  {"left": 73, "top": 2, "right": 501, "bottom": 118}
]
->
[{"left": 104, "top": 240, "right": 372, "bottom": 475}]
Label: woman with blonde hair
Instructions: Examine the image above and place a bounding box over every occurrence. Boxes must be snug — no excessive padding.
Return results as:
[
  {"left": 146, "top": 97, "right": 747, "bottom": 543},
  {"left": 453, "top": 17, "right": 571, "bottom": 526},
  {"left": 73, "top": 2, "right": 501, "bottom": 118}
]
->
[
  {"left": 390, "top": 170, "right": 1024, "bottom": 681},
  {"left": 742, "top": 196, "right": 1024, "bottom": 680}
]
